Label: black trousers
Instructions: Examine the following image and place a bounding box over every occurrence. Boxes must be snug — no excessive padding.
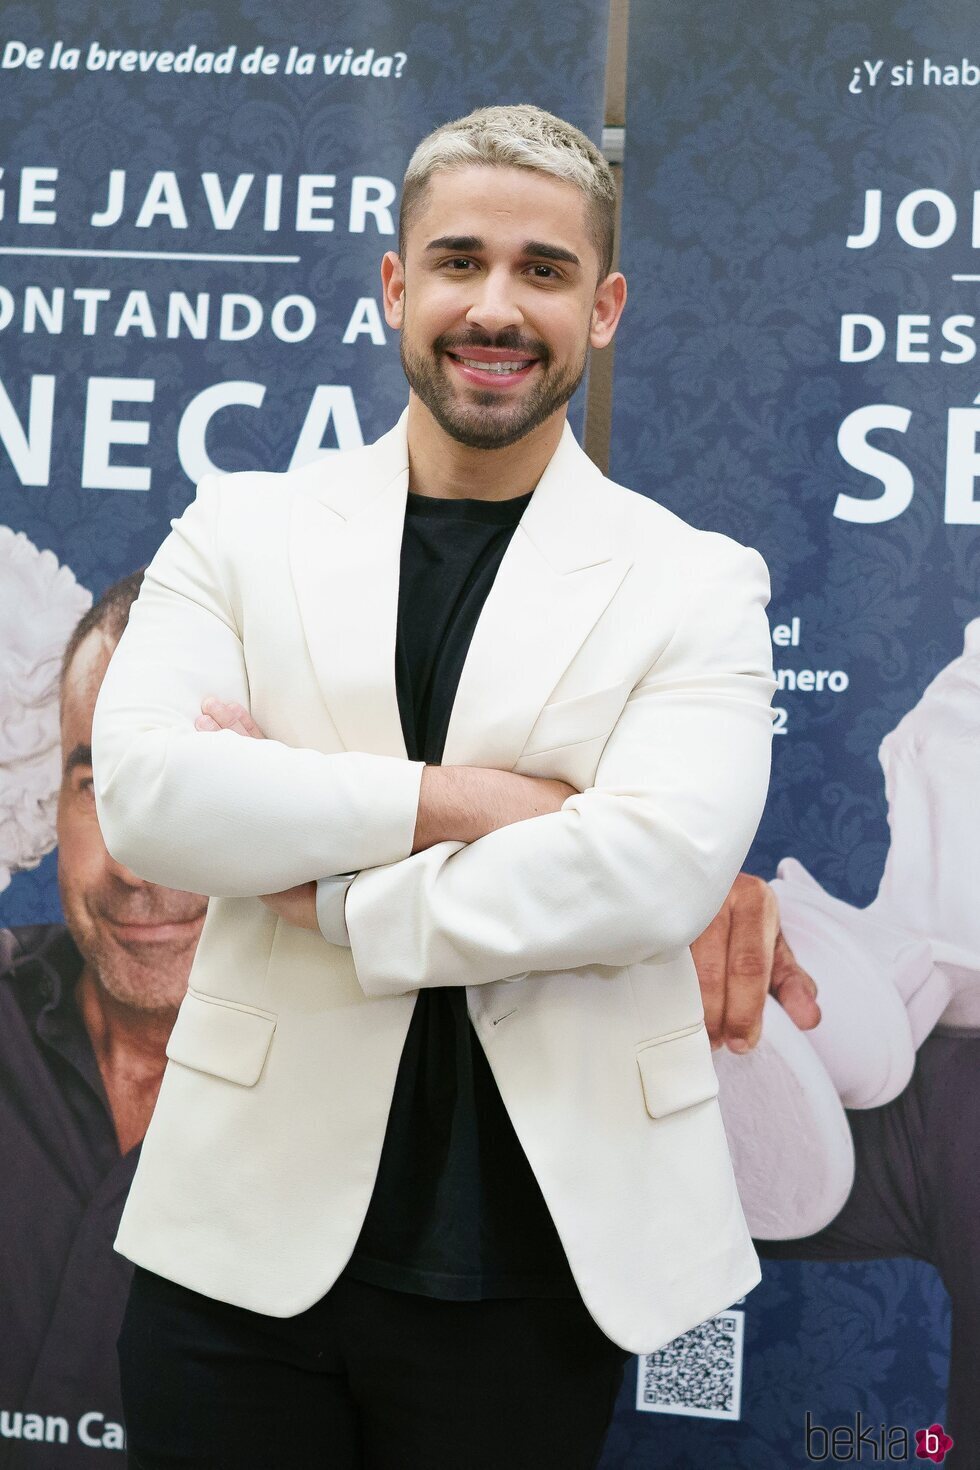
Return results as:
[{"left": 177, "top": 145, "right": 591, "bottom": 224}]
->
[{"left": 118, "top": 1265, "right": 631, "bottom": 1470}]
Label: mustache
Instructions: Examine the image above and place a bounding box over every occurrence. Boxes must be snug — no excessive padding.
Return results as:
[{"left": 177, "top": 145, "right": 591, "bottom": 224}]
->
[{"left": 434, "top": 329, "right": 549, "bottom": 359}]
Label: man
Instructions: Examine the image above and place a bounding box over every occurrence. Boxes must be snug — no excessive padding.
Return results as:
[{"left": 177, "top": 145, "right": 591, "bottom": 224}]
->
[
  {"left": 0, "top": 571, "right": 206, "bottom": 1468},
  {"left": 91, "top": 105, "right": 777, "bottom": 1470}
]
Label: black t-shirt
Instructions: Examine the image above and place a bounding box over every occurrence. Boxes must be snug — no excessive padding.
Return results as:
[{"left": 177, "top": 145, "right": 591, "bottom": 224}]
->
[{"left": 341, "top": 488, "right": 579, "bottom": 1300}]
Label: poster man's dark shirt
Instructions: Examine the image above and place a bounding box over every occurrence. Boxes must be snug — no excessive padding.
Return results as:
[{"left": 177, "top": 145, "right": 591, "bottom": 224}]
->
[
  {"left": 341, "top": 487, "right": 578, "bottom": 1300},
  {"left": 0, "top": 923, "right": 136, "bottom": 1467}
]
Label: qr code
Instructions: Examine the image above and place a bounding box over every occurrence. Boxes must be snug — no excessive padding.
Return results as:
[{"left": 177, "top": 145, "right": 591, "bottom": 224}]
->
[{"left": 634, "top": 1309, "right": 744, "bottom": 1420}]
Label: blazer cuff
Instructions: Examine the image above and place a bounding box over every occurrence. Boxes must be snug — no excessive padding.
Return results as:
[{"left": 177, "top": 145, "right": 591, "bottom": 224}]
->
[{"left": 316, "top": 873, "right": 356, "bottom": 947}]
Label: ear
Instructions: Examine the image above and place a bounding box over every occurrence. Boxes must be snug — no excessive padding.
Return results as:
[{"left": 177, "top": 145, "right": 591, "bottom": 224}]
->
[
  {"left": 381, "top": 251, "right": 405, "bottom": 330},
  {"left": 589, "top": 271, "right": 627, "bottom": 350}
]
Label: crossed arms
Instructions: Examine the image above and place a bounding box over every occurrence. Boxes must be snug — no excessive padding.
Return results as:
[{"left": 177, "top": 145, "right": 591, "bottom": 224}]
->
[
  {"left": 91, "top": 476, "right": 777, "bottom": 1000},
  {"left": 191, "top": 695, "right": 576, "bottom": 940}
]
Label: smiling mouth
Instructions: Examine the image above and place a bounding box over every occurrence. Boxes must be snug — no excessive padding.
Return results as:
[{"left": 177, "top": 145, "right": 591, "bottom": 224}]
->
[
  {"left": 450, "top": 354, "right": 536, "bottom": 373},
  {"left": 444, "top": 350, "right": 539, "bottom": 385}
]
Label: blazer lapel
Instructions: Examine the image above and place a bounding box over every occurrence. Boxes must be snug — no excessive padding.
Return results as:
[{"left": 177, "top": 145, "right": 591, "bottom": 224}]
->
[
  {"left": 288, "top": 415, "right": 410, "bottom": 757},
  {"left": 289, "top": 410, "right": 633, "bottom": 769},
  {"left": 441, "top": 424, "right": 632, "bottom": 768}
]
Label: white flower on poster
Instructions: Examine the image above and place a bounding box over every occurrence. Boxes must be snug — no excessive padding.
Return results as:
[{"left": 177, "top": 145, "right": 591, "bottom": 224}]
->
[{"left": 0, "top": 527, "right": 91, "bottom": 893}]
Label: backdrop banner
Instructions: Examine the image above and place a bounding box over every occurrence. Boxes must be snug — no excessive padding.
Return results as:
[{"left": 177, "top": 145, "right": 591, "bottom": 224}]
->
[
  {"left": 0, "top": 2, "right": 608, "bottom": 1463},
  {"left": 605, "top": 1, "right": 977, "bottom": 1466}
]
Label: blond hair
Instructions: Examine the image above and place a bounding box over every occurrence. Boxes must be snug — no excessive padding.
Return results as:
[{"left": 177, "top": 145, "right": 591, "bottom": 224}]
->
[{"left": 399, "top": 104, "right": 616, "bottom": 278}]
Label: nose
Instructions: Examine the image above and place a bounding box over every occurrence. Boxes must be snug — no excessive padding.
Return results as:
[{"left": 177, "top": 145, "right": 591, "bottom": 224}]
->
[{"left": 464, "top": 267, "right": 525, "bottom": 336}]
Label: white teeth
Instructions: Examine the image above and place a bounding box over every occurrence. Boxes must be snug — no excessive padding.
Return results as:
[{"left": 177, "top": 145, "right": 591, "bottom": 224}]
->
[{"left": 457, "top": 356, "right": 533, "bottom": 373}]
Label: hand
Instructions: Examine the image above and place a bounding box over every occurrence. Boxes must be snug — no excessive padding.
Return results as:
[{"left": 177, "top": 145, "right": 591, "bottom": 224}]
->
[
  {"left": 690, "top": 871, "right": 821, "bottom": 1054},
  {"left": 195, "top": 697, "right": 318, "bottom": 932},
  {"left": 194, "top": 697, "right": 266, "bottom": 739}
]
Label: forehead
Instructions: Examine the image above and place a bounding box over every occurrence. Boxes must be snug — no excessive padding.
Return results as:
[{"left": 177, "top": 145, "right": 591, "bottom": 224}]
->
[
  {"left": 61, "top": 629, "right": 115, "bottom": 741},
  {"left": 410, "top": 164, "right": 593, "bottom": 258}
]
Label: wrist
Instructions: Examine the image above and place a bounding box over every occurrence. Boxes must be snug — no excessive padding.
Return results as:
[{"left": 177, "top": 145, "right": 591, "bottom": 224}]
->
[
  {"left": 414, "top": 765, "right": 492, "bottom": 850},
  {"left": 414, "top": 765, "right": 447, "bottom": 851}
]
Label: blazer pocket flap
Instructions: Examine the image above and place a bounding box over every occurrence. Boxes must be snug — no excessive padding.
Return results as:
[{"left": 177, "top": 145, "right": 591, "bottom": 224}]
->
[
  {"left": 636, "top": 1024, "right": 720, "bottom": 1118},
  {"left": 522, "top": 682, "right": 629, "bottom": 758},
  {"left": 166, "top": 988, "right": 277, "bottom": 1088}
]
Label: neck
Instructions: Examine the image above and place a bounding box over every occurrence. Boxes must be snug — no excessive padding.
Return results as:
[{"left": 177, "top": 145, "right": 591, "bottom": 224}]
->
[
  {"left": 75, "top": 963, "right": 180, "bottom": 1154},
  {"left": 405, "top": 392, "right": 566, "bottom": 500}
]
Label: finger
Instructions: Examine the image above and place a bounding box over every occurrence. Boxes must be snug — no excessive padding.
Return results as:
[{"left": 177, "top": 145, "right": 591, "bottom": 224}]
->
[
  {"left": 201, "top": 697, "right": 265, "bottom": 739},
  {"left": 721, "top": 879, "right": 780, "bottom": 1052},
  {"left": 215, "top": 700, "right": 262, "bottom": 737},
  {"left": 690, "top": 905, "right": 730, "bottom": 1050},
  {"left": 235, "top": 708, "right": 266, "bottom": 739},
  {"left": 199, "top": 699, "right": 250, "bottom": 737},
  {"left": 200, "top": 696, "right": 235, "bottom": 726},
  {"left": 194, "top": 714, "right": 220, "bottom": 731},
  {"left": 770, "top": 932, "right": 821, "bottom": 1030}
]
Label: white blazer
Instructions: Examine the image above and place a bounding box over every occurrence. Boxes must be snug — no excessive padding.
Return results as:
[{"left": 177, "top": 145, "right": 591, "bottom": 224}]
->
[{"left": 92, "top": 408, "right": 777, "bottom": 1354}]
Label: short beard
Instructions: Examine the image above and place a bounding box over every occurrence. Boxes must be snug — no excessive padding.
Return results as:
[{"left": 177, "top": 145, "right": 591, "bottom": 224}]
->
[
  {"left": 400, "top": 329, "right": 588, "bottom": 451},
  {"left": 84, "top": 933, "right": 193, "bottom": 1014}
]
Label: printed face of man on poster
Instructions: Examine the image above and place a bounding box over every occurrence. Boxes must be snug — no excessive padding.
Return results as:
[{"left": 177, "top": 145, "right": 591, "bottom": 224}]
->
[
  {"left": 56, "top": 617, "right": 207, "bottom": 1153},
  {"left": 0, "top": 578, "right": 208, "bottom": 1440}
]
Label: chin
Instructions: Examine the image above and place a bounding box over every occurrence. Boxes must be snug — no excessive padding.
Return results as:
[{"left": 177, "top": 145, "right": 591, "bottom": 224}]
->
[
  {"left": 89, "top": 936, "right": 195, "bottom": 1012},
  {"left": 99, "top": 964, "right": 190, "bottom": 1013},
  {"left": 435, "top": 384, "right": 561, "bottom": 451},
  {"left": 442, "top": 410, "right": 535, "bottom": 451}
]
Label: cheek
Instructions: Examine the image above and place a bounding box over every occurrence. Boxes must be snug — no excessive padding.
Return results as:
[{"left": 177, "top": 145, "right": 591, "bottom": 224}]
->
[
  {"left": 532, "top": 302, "right": 589, "bottom": 356},
  {"left": 406, "top": 282, "right": 468, "bottom": 330},
  {"left": 57, "top": 808, "right": 109, "bottom": 884}
]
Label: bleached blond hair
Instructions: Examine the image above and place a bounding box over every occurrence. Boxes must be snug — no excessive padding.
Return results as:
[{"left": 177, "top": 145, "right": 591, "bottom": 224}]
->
[{"left": 399, "top": 104, "right": 616, "bottom": 278}]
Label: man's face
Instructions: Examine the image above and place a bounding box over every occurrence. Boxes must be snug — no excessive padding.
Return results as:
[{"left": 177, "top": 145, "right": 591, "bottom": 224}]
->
[
  {"left": 384, "top": 164, "right": 622, "bottom": 451},
  {"left": 56, "top": 629, "right": 206, "bottom": 1012}
]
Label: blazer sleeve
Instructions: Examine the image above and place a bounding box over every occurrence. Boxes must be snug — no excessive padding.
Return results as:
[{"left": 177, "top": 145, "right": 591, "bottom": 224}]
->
[
  {"left": 91, "top": 476, "right": 424, "bottom": 897},
  {"left": 343, "top": 537, "right": 777, "bottom": 997}
]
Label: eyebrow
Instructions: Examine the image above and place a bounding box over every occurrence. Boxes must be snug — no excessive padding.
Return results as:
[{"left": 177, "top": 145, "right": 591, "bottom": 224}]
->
[
  {"left": 424, "top": 235, "right": 581, "bottom": 267},
  {"left": 64, "top": 742, "right": 92, "bottom": 775}
]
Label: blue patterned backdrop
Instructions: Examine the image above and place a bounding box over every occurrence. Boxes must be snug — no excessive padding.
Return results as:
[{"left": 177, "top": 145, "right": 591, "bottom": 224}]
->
[{"left": 603, "top": 0, "right": 980, "bottom": 1463}]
